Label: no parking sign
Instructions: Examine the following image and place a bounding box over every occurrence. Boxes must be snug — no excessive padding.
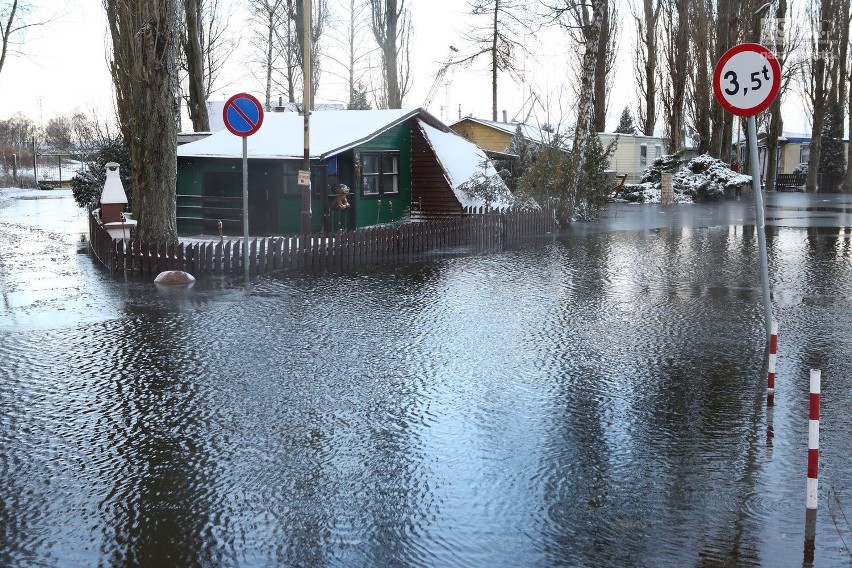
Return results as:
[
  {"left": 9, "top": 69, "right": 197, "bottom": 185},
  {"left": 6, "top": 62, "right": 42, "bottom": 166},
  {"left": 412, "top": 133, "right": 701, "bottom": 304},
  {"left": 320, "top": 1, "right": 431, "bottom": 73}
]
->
[
  {"left": 222, "top": 92, "right": 264, "bottom": 287},
  {"left": 223, "top": 93, "right": 264, "bottom": 137}
]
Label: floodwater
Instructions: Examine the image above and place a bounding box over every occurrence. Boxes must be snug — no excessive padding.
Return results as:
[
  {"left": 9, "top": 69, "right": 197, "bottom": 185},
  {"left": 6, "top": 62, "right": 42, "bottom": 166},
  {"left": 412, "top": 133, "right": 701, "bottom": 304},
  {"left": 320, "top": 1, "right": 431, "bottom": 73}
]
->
[{"left": 2, "top": 188, "right": 852, "bottom": 567}]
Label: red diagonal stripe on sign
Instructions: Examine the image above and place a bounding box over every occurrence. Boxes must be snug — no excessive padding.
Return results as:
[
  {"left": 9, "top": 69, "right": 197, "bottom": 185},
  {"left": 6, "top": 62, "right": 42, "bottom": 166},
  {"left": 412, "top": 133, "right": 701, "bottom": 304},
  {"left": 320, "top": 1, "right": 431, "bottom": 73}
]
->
[{"left": 228, "top": 100, "right": 257, "bottom": 129}]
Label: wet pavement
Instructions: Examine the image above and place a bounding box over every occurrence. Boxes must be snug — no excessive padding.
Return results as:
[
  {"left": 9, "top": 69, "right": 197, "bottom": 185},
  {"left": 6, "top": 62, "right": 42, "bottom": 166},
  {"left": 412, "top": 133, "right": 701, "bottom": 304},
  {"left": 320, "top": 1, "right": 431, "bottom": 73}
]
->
[{"left": 2, "top": 187, "right": 852, "bottom": 566}]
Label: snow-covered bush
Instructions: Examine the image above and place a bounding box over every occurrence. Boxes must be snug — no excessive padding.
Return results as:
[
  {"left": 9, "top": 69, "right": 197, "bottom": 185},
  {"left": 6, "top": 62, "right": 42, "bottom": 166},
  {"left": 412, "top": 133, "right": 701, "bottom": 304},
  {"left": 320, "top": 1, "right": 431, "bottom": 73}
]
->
[
  {"left": 677, "top": 153, "right": 752, "bottom": 200},
  {"left": 459, "top": 158, "right": 515, "bottom": 209},
  {"left": 71, "top": 136, "right": 131, "bottom": 208},
  {"left": 640, "top": 150, "right": 685, "bottom": 184},
  {"left": 622, "top": 153, "right": 751, "bottom": 203},
  {"left": 792, "top": 162, "right": 808, "bottom": 176}
]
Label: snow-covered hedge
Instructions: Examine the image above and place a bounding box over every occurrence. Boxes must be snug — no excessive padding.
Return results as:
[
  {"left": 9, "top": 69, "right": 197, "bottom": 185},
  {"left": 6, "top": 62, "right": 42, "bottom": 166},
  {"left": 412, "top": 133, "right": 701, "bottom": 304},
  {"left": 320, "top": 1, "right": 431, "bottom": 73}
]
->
[{"left": 622, "top": 153, "right": 752, "bottom": 203}]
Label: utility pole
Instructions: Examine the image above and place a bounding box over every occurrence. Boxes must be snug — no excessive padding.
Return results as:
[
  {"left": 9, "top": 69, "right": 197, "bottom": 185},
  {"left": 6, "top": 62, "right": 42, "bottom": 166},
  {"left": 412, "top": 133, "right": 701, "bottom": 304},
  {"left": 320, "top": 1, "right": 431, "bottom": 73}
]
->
[{"left": 301, "top": 0, "right": 312, "bottom": 236}]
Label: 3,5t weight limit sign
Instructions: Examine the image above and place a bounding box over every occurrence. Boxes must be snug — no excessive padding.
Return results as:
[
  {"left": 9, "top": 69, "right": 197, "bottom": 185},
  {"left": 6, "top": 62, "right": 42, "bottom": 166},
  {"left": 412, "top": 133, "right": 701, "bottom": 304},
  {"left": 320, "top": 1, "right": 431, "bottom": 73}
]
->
[{"left": 713, "top": 43, "right": 781, "bottom": 117}]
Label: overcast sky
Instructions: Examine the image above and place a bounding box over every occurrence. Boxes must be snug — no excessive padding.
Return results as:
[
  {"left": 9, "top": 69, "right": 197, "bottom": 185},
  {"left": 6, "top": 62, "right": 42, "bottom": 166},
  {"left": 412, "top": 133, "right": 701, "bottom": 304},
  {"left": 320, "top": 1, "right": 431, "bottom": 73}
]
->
[{"left": 0, "top": 0, "right": 809, "bottom": 135}]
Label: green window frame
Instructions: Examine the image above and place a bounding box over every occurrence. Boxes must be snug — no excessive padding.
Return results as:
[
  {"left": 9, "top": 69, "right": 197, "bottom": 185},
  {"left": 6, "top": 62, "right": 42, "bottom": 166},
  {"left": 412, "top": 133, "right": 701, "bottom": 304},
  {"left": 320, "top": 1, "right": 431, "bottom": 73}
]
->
[{"left": 360, "top": 152, "right": 399, "bottom": 197}]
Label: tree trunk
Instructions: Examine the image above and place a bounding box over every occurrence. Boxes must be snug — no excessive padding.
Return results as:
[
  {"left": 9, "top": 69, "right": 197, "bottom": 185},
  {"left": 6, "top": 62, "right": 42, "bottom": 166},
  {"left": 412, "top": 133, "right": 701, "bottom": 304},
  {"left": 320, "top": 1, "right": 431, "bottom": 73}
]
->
[
  {"left": 641, "top": 0, "right": 658, "bottom": 135},
  {"left": 690, "top": 0, "right": 711, "bottom": 154},
  {"left": 592, "top": 0, "right": 610, "bottom": 132},
  {"left": 846, "top": 66, "right": 852, "bottom": 192},
  {"left": 106, "top": 0, "right": 179, "bottom": 245},
  {"left": 663, "top": 0, "right": 689, "bottom": 154},
  {"left": 764, "top": 0, "right": 787, "bottom": 193},
  {"left": 265, "top": 8, "right": 274, "bottom": 109},
  {"left": 0, "top": 0, "right": 19, "bottom": 82},
  {"left": 564, "top": 0, "right": 603, "bottom": 225},
  {"left": 371, "top": 0, "right": 404, "bottom": 108},
  {"left": 385, "top": 6, "right": 400, "bottom": 108},
  {"left": 491, "top": 0, "right": 498, "bottom": 121},
  {"left": 184, "top": 0, "right": 210, "bottom": 131},
  {"left": 807, "top": 55, "right": 826, "bottom": 193}
]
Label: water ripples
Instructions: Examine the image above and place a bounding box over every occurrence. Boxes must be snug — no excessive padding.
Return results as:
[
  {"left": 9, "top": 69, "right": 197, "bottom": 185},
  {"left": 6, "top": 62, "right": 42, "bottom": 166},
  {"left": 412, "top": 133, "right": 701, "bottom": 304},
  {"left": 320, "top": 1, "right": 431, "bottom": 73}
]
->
[{"left": 4, "top": 220, "right": 852, "bottom": 565}]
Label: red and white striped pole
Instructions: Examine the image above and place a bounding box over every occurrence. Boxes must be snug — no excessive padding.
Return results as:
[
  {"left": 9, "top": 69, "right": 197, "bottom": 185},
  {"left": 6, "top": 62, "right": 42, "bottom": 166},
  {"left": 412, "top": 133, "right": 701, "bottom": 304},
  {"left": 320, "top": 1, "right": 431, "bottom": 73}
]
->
[
  {"left": 807, "top": 369, "right": 820, "bottom": 511},
  {"left": 767, "top": 321, "right": 778, "bottom": 406}
]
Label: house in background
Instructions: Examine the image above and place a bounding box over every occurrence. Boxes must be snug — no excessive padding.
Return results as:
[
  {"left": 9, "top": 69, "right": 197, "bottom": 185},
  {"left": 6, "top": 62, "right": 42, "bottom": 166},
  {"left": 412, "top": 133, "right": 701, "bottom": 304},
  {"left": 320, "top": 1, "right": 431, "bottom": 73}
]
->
[
  {"left": 741, "top": 132, "right": 850, "bottom": 189},
  {"left": 598, "top": 132, "right": 665, "bottom": 182},
  {"left": 176, "top": 108, "right": 510, "bottom": 236},
  {"left": 448, "top": 116, "right": 665, "bottom": 183}
]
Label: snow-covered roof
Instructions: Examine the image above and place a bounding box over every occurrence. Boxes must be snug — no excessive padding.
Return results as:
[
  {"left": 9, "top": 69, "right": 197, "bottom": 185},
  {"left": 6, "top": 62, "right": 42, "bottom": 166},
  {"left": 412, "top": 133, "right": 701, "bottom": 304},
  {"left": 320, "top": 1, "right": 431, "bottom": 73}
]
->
[
  {"left": 450, "top": 116, "right": 572, "bottom": 146},
  {"left": 418, "top": 119, "right": 512, "bottom": 209},
  {"left": 178, "top": 109, "right": 447, "bottom": 160}
]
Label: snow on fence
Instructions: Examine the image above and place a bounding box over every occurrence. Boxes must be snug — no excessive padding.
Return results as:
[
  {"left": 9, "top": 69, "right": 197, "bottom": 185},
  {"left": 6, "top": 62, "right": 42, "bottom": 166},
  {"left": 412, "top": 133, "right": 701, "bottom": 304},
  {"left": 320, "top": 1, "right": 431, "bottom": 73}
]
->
[{"left": 88, "top": 206, "right": 556, "bottom": 276}]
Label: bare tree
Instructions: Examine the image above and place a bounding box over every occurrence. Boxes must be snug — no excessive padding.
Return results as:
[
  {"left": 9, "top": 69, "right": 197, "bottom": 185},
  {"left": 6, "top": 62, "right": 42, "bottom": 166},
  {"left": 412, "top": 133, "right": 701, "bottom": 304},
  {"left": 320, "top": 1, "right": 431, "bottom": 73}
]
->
[
  {"left": 183, "top": 0, "right": 210, "bottom": 131},
  {"left": 294, "top": 0, "right": 329, "bottom": 106},
  {"left": 0, "top": 111, "right": 37, "bottom": 149},
  {"left": 201, "top": 0, "right": 238, "bottom": 96},
  {"left": 180, "top": 0, "right": 236, "bottom": 129},
  {"left": 686, "top": 0, "right": 712, "bottom": 155},
  {"left": 804, "top": 0, "right": 839, "bottom": 192},
  {"left": 542, "top": 0, "right": 605, "bottom": 224},
  {"left": 659, "top": 0, "right": 689, "bottom": 153},
  {"left": 369, "top": 0, "right": 410, "bottom": 108},
  {"left": 451, "top": 0, "right": 531, "bottom": 121},
  {"left": 707, "top": 0, "right": 742, "bottom": 160},
  {"left": 1, "top": 1, "right": 54, "bottom": 84},
  {"left": 632, "top": 0, "right": 661, "bottom": 136},
  {"left": 326, "top": 0, "right": 375, "bottom": 107},
  {"left": 104, "top": 0, "right": 179, "bottom": 245},
  {"left": 763, "top": 0, "right": 803, "bottom": 191},
  {"left": 271, "top": 0, "right": 300, "bottom": 104},
  {"left": 248, "top": 0, "right": 286, "bottom": 110},
  {"left": 846, "top": 5, "right": 852, "bottom": 190}
]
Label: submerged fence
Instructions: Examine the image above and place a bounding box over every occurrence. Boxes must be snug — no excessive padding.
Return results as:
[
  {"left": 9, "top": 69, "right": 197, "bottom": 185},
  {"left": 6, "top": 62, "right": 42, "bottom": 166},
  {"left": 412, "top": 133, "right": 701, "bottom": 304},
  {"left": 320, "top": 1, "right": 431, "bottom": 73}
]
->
[{"left": 89, "top": 206, "right": 556, "bottom": 277}]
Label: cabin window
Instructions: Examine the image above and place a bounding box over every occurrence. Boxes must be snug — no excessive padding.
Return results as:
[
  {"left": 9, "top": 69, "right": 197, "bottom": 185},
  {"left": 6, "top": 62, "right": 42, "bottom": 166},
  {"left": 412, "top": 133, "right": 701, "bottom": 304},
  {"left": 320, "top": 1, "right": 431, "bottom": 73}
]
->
[
  {"left": 655, "top": 145, "right": 662, "bottom": 159},
  {"left": 361, "top": 152, "right": 399, "bottom": 197},
  {"left": 640, "top": 144, "right": 648, "bottom": 167},
  {"left": 800, "top": 144, "right": 810, "bottom": 164}
]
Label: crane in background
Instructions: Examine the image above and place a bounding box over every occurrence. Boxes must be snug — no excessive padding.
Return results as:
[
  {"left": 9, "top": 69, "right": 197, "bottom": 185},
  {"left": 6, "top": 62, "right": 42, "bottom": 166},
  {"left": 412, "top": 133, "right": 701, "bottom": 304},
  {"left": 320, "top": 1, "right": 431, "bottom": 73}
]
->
[
  {"left": 512, "top": 91, "right": 543, "bottom": 124},
  {"left": 423, "top": 46, "right": 458, "bottom": 110}
]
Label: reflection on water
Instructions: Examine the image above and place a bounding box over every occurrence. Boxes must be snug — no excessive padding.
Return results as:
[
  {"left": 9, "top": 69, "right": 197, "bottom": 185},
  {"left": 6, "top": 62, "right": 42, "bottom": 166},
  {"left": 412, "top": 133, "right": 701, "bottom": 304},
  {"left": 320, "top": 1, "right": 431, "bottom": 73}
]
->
[{"left": 3, "top": 191, "right": 852, "bottom": 566}]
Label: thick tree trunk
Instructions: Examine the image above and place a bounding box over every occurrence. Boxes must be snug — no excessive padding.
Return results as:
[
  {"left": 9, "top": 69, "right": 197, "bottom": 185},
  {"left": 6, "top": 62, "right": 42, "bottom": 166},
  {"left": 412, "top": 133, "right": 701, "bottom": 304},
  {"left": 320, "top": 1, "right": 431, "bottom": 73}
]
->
[
  {"left": 663, "top": 0, "right": 689, "bottom": 154},
  {"left": 846, "top": 70, "right": 852, "bottom": 192},
  {"left": 691, "top": 0, "right": 711, "bottom": 155},
  {"left": 591, "top": 0, "right": 609, "bottom": 132},
  {"left": 764, "top": 0, "right": 787, "bottom": 193},
  {"left": 106, "top": 0, "right": 179, "bottom": 245},
  {"left": 641, "top": 0, "right": 658, "bottom": 135},
  {"left": 564, "top": 0, "right": 603, "bottom": 225},
  {"left": 371, "top": 0, "right": 404, "bottom": 108},
  {"left": 184, "top": 0, "right": 210, "bottom": 131},
  {"left": 807, "top": 57, "right": 826, "bottom": 193}
]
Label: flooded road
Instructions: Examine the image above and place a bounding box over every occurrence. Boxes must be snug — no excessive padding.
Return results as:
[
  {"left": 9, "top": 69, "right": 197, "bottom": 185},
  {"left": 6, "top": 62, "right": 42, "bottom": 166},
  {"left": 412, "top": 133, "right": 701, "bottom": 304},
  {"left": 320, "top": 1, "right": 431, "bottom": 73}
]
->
[{"left": 2, "top": 188, "right": 852, "bottom": 566}]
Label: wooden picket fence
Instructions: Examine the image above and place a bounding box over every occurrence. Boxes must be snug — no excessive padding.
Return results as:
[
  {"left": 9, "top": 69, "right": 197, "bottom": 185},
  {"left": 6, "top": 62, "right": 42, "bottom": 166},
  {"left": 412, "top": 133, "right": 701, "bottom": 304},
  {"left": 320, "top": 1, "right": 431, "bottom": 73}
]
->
[{"left": 88, "top": 206, "right": 556, "bottom": 277}]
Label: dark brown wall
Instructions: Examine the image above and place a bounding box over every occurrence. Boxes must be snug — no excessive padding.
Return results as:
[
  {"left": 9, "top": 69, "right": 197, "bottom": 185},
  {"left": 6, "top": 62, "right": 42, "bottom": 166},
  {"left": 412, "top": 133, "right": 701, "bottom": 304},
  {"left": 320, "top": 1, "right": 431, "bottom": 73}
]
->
[{"left": 411, "top": 122, "right": 463, "bottom": 217}]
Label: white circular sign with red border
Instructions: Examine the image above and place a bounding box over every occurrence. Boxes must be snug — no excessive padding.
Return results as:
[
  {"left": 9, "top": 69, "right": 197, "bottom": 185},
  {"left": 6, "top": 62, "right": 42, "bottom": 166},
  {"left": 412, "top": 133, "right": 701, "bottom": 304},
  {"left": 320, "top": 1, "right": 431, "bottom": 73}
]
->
[{"left": 713, "top": 43, "right": 781, "bottom": 117}]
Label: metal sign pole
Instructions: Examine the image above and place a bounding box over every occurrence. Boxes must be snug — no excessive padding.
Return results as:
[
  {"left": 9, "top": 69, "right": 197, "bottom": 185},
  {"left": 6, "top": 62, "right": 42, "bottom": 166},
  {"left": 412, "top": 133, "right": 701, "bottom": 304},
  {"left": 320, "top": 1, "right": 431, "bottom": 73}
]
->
[
  {"left": 243, "top": 136, "right": 250, "bottom": 288},
  {"left": 747, "top": 115, "right": 773, "bottom": 339}
]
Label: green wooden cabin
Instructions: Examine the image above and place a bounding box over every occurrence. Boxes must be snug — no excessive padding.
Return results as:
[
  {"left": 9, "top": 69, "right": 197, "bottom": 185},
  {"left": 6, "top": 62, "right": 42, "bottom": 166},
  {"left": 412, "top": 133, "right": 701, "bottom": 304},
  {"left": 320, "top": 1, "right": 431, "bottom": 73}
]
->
[{"left": 176, "top": 108, "right": 502, "bottom": 236}]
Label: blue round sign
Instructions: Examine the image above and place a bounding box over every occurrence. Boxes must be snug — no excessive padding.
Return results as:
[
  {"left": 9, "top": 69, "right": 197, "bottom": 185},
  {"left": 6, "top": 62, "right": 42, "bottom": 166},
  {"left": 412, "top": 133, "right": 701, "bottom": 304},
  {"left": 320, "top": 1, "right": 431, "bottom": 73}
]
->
[{"left": 223, "top": 93, "right": 264, "bottom": 137}]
